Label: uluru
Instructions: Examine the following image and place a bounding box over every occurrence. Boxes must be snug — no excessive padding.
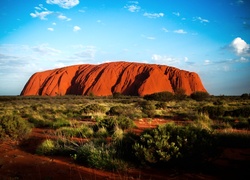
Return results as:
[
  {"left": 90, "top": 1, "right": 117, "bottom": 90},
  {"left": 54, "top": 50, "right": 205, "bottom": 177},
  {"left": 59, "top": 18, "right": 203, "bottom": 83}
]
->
[{"left": 20, "top": 61, "right": 207, "bottom": 96}]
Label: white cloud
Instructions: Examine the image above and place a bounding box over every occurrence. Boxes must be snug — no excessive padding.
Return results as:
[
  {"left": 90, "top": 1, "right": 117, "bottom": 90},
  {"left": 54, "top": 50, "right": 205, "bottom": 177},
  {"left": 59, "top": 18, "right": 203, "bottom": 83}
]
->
[
  {"left": 174, "top": 29, "right": 187, "bottom": 34},
  {"left": 47, "top": 27, "right": 54, "bottom": 31},
  {"left": 35, "top": 6, "right": 41, "bottom": 10},
  {"left": 30, "top": 10, "right": 53, "bottom": 20},
  {"left": 193, "top": 16, "right": 209, "bottom": 23},
  {"left": 235, "top": 57, "right": 249, "bottom": 63},
  {"left": 230, "top": 37, "right": 250, "bottom": 55},
  {"left": 237, "top": 0, "right": 244, "bottom": 4},
  {"left": 184, "top": 57, "right": 188, "bottom": 62},
  {"left": 79, "top": 9, "right": 85, "bottom": 13},
  {"left": 152, "top": 54, "right": 180, "bottom": 65},
  {"left": 46, "top": 0, "right": 79, "bottom": 9},
  {"left": 173, "top": 12, "right": 180, "bottom": 16},
  {"left": 204, "top": 60, "right": 211, "bottom": 65},
  {"left": 32, "top": 44, "right": 61, "bottom": 56},
  {"left": 73, "top": 26, "right": 81, "bottom": 32},
  {"left": 124, "top": 4, "right": 141, "bottom": 12},
  {"left": 73, "top": 46, "right": 96, "bottom": 60},
  {"left": 143, "top": 12, "right": 164, "bottom": 18},
  {"left": 141, "top": 34, "right": 155, "bottom": 40},
  {"left": 52, "top": 22, "right": 56, "bottom": 25},
  {"left": 146, "top": 37, "right": 155, "bottom": 40},
  {"left": 30, "top": 4, "right": 53, "bottom": 20},
  {"left": 58, "top": 14, "right": 71, "bottom": 21},
  {"left": 162, "top": 28, "right": 169, "bottom": 32},
  {"left": 223, "top": 65, "right": 230, "bottom": 72}
]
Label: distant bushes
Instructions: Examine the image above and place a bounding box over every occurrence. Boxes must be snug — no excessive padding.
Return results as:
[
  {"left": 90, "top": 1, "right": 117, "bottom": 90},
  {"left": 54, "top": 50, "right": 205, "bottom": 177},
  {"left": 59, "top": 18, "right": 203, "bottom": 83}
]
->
[
  {"left": 241, "top": 93, "right": 250, "bottom": 99},
  {"left": 107, "top": 105, "right": 140, "bottom": 119},
  {"left": 190, "top": 91, "right": 210, "bottom": 101},
  {"left": 199, "top": 106, "right": 250, "bottom": 119},
  {"left": 144, "top": 91, "right": 174, "bottom": 101},
  {"left": 0, "top": 115, "right": 31, "bottom": 140},
  {"left": 224, "top": 107, "right": 250, "bottom": 118},
  {"left": 143, "top": 91, "right": 210, "bottom": 102}
]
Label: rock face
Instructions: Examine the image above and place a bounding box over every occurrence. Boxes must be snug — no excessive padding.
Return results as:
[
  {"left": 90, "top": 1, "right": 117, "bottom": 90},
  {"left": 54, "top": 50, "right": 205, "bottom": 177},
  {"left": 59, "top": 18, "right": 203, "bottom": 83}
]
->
[{"left": 20, "top": 61, "right": 207, "bottom": 96}]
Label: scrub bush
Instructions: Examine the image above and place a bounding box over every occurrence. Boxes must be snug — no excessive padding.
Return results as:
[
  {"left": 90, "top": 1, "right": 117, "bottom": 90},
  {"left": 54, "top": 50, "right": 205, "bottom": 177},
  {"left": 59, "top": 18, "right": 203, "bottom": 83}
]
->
[
  {"left": 81, "top": 104, "right": 106, "bottom": 114},
  {"left": 198, "top": 106, "right": 225, "bottom": 119},
  {"left": 144, "top": 91, "right": 174, "bottom": 101},
  {"left": 190, "top": 91, "right": 210, "bottom": 101},
  {"left": 0, "top": 115, "right": 31, "bottom": 140},
  {"left": 36, "top": 139, "right": 55, "bottom": 155},
  {"left": 133, "top": 124, "right": 217, "bottom": 165},
  {"left": 75, "top": 141, "right": 127, "bottom": 171}
]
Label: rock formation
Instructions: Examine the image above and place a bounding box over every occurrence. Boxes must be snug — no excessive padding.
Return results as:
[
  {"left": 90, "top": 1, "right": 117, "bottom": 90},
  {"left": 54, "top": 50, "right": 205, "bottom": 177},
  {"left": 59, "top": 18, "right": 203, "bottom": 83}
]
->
[{"left": 20, "top": 61, "right": 207, "bottom": 96}]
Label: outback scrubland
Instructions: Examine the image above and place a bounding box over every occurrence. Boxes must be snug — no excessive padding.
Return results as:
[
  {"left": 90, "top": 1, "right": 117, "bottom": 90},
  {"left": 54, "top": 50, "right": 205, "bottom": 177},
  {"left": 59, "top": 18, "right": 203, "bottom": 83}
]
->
[{"left": 0, "top": 92, "right": 250, "bottom": 179}]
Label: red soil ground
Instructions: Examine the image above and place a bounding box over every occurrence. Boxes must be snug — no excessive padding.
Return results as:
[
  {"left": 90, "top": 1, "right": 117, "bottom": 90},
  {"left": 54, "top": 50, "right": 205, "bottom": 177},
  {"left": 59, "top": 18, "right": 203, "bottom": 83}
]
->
[{"left": 0, "top": 119, "right": 250, "bottom": 180}]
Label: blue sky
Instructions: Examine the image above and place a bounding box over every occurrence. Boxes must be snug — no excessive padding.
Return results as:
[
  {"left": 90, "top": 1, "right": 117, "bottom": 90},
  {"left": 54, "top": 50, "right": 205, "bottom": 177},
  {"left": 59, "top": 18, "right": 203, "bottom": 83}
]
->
[{"left": 0, "top": 0, "right": 249, "bottom": 95}]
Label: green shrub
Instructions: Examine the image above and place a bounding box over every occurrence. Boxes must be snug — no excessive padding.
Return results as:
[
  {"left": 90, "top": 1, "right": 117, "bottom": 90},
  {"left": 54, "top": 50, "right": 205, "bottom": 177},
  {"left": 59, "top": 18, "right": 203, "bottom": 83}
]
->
[
  {"left": 57, "top": 125, "right": 94, "bottom": 138},
  {"left": 94, "top": 127, "right": 109, "bottom": 138},
  {"left": 133, "top": 124, "right": 217, "bottom": 165},
  {"left": 79, "top": 125, "right": 94, "bottom": 138},
  {"left": 174, "top": 88, "right": 187, "bottom": 100},
  {"left": 57, "top": 127, "right": 79, "bottom": 137},
  {"left": 224, "top": 107, "right": 250, "bottom": 118},
  {"left": 155, "top": 102, "right": 167, "bottom": 109},
  {"left": 194, "top": 113, "right": 213, "bottom": 131},
  {"left": 144, "top": 91, "right": 174, "bottom": 101},
  {"left": 52, "top": 118, "right": 70, "bottom": 129},
  {"left": 36, "top": 139, "right": 55, "bottom": 155},
  {"left": 241, "top": 93, "right": 249, "bottom": 99},
  {"left": 95, "top": 116, "right": 135, "bottom": 133},
  {"left": 190, "top": 91, "right": 210, "bottom": 101},
  {"left": 112, "top": 127, "right": 124, "bottom": 142},
  {"left": 81, "top": 104, "right": 106, "bottom": 114},
  {"left": 27, "top": 115, "right": 50, "bottom": 128},
  {"left": 107, "top": 105, "right": 141, "bottom": 119},
  {"left": 95, "top": 117, "right": 116, "bottom": 133},
  {"left": 113, "top": 132, "right": 140, "bottom": 163},
  {"left": 140, "top": 101, "right": 156, "bottom": 118},
  {"left": 36, "top": 138, "right": 78, "bottom": 156},
  {"left": 0, "top": 115, "right": 31, "bottom": 140},
  {"left": 107, "top": 106, "right": 124, "bottom": 116},
  {"left": 116, "top": 116, "right": 135, "bottom": 130},
  {"left": 198, "top": 106, "right": 225, "bottom": 119},
  {"left": 75, "top": 142, "right": 127, "bottom": 171}
]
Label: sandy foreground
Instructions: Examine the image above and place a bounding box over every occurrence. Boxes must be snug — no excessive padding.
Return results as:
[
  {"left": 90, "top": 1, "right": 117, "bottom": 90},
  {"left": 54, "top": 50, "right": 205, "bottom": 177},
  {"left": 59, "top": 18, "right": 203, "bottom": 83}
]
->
[{"left": 0, "top": 119, "right": 250, "bottom": 180}]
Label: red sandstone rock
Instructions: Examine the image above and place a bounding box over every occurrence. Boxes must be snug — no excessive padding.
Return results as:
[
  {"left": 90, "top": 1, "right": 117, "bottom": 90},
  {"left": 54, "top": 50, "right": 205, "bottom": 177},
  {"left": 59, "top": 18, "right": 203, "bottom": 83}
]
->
[{"left": 20, "top": 61, "right": 207, "bottom": 96}]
